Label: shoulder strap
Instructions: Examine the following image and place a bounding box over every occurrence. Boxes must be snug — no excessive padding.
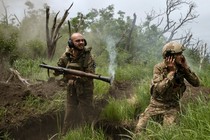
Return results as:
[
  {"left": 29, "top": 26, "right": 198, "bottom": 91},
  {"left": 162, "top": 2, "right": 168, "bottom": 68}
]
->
[
  {"left": 82, "top": 46, "right": 92, "bottom": 68},
  {"left": 83, "top": 51, "right": 90, "bottom": 68}
]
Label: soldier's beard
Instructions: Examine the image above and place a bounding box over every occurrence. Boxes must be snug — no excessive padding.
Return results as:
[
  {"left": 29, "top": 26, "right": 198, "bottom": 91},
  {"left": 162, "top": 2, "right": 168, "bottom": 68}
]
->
[{"left": 75, "top": 45, "right": 84, "bottom": 51}]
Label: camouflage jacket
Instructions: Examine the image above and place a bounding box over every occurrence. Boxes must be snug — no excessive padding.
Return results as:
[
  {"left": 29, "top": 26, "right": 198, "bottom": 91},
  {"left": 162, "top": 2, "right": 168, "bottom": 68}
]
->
[
  {"left": 57, "top": 46, "right": 95, "bottom": 84},
  {"left": 150, "top": 61, "right": 200, "bottom": 104}
]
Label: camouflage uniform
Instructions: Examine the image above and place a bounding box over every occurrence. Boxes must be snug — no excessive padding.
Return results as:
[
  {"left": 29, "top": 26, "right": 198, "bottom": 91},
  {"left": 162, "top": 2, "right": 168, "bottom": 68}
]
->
[
  {"left": 57, "top": 46, "right": 95, "bottom": 134},
  {"left": 135, "top": 61, "right": 200, "bottom": 132}
]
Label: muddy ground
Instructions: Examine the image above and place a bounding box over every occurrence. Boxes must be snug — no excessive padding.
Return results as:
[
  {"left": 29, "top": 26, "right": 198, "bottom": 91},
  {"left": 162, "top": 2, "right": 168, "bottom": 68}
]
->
[{"left": 0, "top": 71, "right": 210, "bottom": 140}]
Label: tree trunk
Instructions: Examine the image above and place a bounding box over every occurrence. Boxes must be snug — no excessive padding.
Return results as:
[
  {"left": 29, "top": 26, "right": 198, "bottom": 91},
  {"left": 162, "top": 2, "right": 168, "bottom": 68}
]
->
[
  {"left": 125, "top": 13, "right": 136, "bottom": 51},
  {"left": 45, "top": 3, "right": 73, "bottom": 60}
]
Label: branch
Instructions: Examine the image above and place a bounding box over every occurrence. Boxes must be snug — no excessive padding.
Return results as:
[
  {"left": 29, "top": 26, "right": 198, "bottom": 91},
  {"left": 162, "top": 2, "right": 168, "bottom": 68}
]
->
[
  {"left": 53, "top": 3, "right": 73, "bottom": 41},
  {"left": 46, "top": 6, "right": 50, "bottom": 45},
  {"left": 76, "top": 13, "right": 84, "bottom": 32},
  {"left": 13, "top": 14, "right": 21, "bottom": 25},
  {"left": 161, "top": 0, "right": 198, "bottom": 42},
  {"left": 1, "top": 0, "right": 9, "bottom": 25},
  {"left": 68, "top": 20, "right": 72, "bottom": 37},
  {"left": 6, "top": 68, "right": 31, "bottom": 86},
  {"left": 125, "top": 13, "right": 137, "bottom": 51}
]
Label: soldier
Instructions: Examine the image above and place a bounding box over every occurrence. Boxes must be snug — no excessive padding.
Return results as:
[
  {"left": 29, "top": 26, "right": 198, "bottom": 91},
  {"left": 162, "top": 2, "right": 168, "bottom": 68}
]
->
[
  {"left": 135, "top": 41, "right": 200, "bottom": 134},
  {"left": 56, "top": 33, "right": 96, "bottom": 135}
]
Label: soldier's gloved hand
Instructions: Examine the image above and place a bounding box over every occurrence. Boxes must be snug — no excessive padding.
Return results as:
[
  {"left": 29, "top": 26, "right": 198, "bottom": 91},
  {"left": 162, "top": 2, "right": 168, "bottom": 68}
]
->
[
  {"left": 53, "top": 70, "right": 60, "bottom": 76},
  {"left": 175, "top": 55, "right": 189, "bottom": 71},
  {"left": 75, "top": 76, "right": 88, "bottom": 84},
  {"left": 165, "top": 56, "right": 176, "bottom": 73}
]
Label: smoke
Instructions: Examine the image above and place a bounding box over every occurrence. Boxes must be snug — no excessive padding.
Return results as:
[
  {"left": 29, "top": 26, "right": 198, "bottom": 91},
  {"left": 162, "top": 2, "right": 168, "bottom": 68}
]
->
[
  {"left": 0, "top": 0, "right": 47, "bottom": 19},
  {"left": 106, "top": 36, "right": 117, "bottom": 80}
]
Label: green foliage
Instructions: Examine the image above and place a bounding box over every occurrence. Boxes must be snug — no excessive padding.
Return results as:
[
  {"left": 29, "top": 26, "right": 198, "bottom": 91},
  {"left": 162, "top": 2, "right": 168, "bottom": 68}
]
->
[
  {"left": 116, "top": 49, "right": 133, "bottom": 65},
  {"left": 53, "top": 33, "right": 70, "bottom": 59},
  {"left": 23, "top": 95, "right": 45, "bottom": 111},
  {"left": 198, "top": 64, "right": 210, "bottom": 87},
  {"left": 0, "top": 107, "right": 7, "bottom": 120},
  {"left": 22, "top": 91, "right": 65, "bottom": 114},
  {"left": 94, "top": 80, "right": 110, "bottom": 98},
  {"left": 100, "top": 98, "right": 136, "bottom": 122},
  {"left": 62, "top": 125, "right": 105, "bottom": 140},
  {"left": 134, "top": 95, "right": 210, "bottom": 140},
  {"left": 179, "top": 96, "right": 210, "bottom": 139},
  {"left": 20, "top": 58, "right": 60, "bottom": 81},
  {"left": 18, "top": 7, "right": 46, "bottom": 43},
  {"left": 134, "top": 79, "right": 151, "bottom": 113},
  {"left": 0, "top": 131, "right": 11, "bottom": 140},
  {"left": 184, "top": 48, "right": 200, "bottom": 65},
  {"left": 0, "top": 3, "right": 210, "bottom": 140},
  {"left": 93, "top": 65, "right": 111, "bottom": 97},
  {"left": 115, "top": 64, "right": 153, "bottom": 82},
  {"left": 81, "top": 4, "right": 166, "bottom": 67},
  {"left": 93, "top": 49, "right": 109, "bottom": 68},
  {"left": 14, "top": 59, "right": 42, "bottom": 78},
  {"left": 18, "top": 39, "right": 46, "bottom": 59},
  {"left": 0, "top": 24, "right": 19, "bottom": 64}
]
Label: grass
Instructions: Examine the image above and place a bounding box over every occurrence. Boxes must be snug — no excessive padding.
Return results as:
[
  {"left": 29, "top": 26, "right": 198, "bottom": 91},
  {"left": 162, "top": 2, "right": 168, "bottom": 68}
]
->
[
  {"left": 132, "top": 95, "right": 210, "bottom": 140},
  {"left": 7, "top": 58, "right": 210, "bottom": 139},
  {"left": 13, "top": 58, "right": 60, "bottom": 82},
  {"left": 100, "top": 97, "right": 136, "bottom": 122},
  {"left": 22, "top": 90, "right": 65, "bottom": 115},
  {"left": 134, "top": 78, "right": 151, "bottom": 110},
  {"left": 94, "top": 80, "right": 110, "bottom": 98},
  {"left": 115, "top": 64, "right": 153, "bottom": 82},
  {"left": 198, "top": 68, "right": 210, "bottom": 87},
  {"left": 61, "top": 125, "right": 106, "bottom": 140},
  {"left": 0, "top": 107, "right": 7, "bottom": 122}
]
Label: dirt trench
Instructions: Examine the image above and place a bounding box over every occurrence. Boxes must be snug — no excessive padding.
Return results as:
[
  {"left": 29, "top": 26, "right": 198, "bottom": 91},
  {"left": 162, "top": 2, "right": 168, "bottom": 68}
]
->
[
  {"left": 5, "top": 111, "right": 64, "bottom": 140},
  {"left": 0, "top": 77, "right": 135, "bottom": 140},
  {"left": 0, "top": 75, "right": 210, "bottom": 140}
]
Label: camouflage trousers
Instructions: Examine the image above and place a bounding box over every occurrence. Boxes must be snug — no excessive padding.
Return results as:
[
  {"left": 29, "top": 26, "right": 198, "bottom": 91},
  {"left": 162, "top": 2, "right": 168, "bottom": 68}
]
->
[
  {"left": 135, "top": 97, "right": 180, "bottom": 133},
  {"left": 62, "top": 80, "right": 94, "bottom": 135}
]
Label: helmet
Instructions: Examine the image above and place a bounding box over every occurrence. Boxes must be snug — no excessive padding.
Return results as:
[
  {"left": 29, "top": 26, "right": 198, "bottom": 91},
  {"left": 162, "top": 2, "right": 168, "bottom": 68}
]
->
[{"left": 162, "top": 41, "right": 185, "bottom": 58}]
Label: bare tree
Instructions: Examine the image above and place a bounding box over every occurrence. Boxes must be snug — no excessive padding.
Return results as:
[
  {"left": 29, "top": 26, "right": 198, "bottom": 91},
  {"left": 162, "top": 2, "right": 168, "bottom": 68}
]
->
[
  {"left": 198, "top": 43, "right": 207, "bottom": 71},
  {"left": 163, "top": 0, "right": 198, "bottom": 42},
  {"left": 190, "top": 40, "right": 208, "bottom": 71},
  {"left": 183, "top": 38, "right": 208, "bottom": 70},
  {"left": 143, "top": 0, "right": 210, "bottom": 68},
  {"left": 1, "top": 0, "right": 9, "bottom": 25},
  {"left": 67, "top": 13, "right": 84, "bottom": 37},
  {"left": 125, "top": 13, "right": 137, "bottom": 51},
  {"left": 145, "top": 0, "right": 198, "bottom": 44},
  {"left": 46, "top": 3, "right": 73, "bottom": 60},
  {"left": 13, "top": 14, "right": 21, "bottom": 25}
]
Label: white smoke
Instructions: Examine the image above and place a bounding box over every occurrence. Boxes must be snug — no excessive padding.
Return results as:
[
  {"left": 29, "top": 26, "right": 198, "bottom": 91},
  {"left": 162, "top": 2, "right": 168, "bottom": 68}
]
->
[{"left": 106, "top": 37, "right": 117, "bottom": 80}]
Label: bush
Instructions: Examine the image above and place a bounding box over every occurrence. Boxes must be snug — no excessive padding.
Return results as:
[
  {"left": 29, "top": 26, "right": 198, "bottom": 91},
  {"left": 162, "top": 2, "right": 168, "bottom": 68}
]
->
[
  {"left": 14, "top": 59, "right": 40, "bottom": 75},
  {"left": 18, "top": 39, "right": 46, "bottom": 59},
  {"left": 0, "top": 24, "right": 19, "bottom": 64}
]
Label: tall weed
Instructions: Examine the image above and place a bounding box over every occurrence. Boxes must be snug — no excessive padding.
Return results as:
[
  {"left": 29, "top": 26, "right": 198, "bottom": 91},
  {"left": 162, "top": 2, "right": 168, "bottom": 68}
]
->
[
  {"left": 13, "top": 58, "right": 56, "bottom": 81},
  {"left": 115, "top": 64, "right": 152, "bottom": 82},
  {"left": 62, "top": 125, "right": 105, "bottom": 140},
  {"left": 134, "top": 95, "right": 210, "bottom": 140},
  {"left": 198, "top": 68, "right": 210, "bottom": 87},
  {"left": 100, "top": 98, "right": 136, "bottom": 122}
]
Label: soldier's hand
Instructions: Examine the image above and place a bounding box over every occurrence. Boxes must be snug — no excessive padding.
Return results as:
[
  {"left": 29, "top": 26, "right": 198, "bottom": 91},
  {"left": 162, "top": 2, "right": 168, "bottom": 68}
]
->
[
  {"left": 53, "top": 70, "right": 60, "bottom": 76},
  {"left": 175, "top": 55, "right": 188, "bottom": 69},
  {"left": 165, "top": 56, "right": 176, "bottom": 72}
]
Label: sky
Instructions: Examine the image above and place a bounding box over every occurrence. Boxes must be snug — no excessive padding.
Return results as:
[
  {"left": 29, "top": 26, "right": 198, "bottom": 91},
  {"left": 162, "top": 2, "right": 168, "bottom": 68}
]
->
[{"left": 1, "top": 0, "right": 209, "bottom": 51}]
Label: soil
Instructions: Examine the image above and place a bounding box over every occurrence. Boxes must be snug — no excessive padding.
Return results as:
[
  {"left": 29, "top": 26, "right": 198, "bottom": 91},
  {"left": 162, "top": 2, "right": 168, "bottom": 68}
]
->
[{"left": 0, "top": 71, "right": 209, "bottom": 140}]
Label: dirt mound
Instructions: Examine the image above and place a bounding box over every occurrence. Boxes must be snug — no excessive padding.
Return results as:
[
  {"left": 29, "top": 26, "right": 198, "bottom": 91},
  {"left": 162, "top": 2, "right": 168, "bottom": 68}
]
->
[
  {"left": 181, "top": 83, "right": 210, "bottom": 104},
  {"left": 0, "top": 76, "right": 209, "bottom": 139},
  {"left": 0, "top": 79, "right": 135, "bottom": 139},
  {"left": 0, "top": 78, "right": 65, "bottom": 137}
]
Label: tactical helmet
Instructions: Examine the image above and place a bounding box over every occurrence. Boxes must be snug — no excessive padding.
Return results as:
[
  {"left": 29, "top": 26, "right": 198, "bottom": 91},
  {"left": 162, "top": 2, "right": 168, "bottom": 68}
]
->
[{"left": 162, "top": 41, "right": 185, "bottom": 58}]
